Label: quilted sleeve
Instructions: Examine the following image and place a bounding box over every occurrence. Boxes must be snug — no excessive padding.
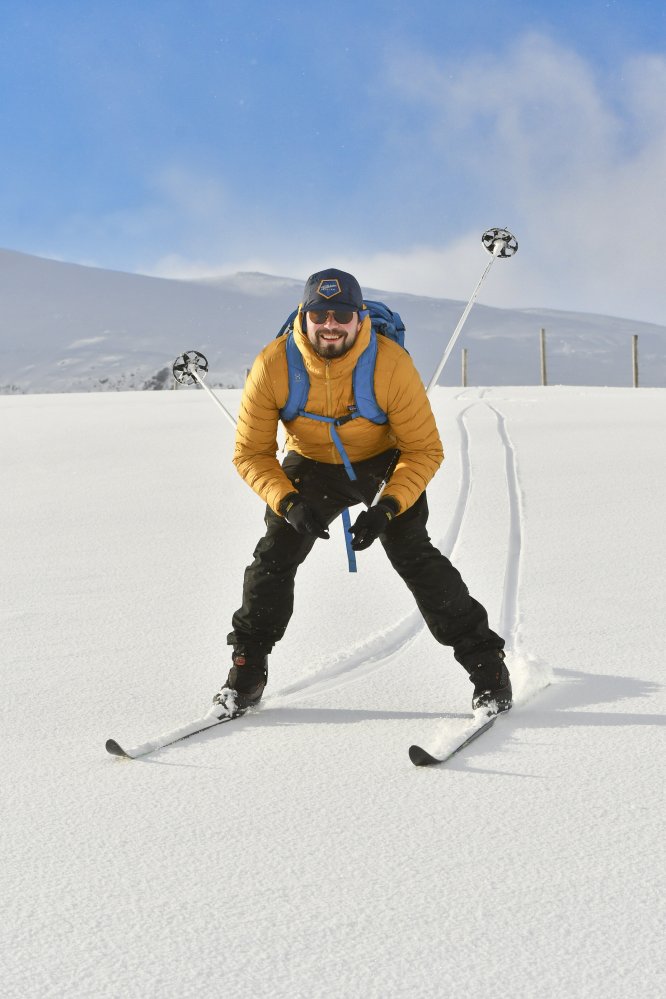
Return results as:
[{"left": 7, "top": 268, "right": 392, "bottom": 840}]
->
[
  {"left": 381, "top": 352, "right": 444, "bottom": 512},
  {"left": 232, "top": 346, "right": 296, "bottom": 513}
]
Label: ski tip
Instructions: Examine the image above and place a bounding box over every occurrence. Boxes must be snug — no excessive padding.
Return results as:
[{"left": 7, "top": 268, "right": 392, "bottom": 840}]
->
[
  {"left": 105, "top": 738, "right": 130, "bottom": 758},
  {"left": 409, "top": 744, "right": 439, "bottom": 767}
]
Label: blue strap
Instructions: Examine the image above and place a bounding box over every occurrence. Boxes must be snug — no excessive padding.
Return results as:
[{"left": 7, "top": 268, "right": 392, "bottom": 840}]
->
[
  {"left": 281, "top": 335, "right": 310, "bottom": 421},
  {"left": 280, "top": 330, "right": 388, "bottom": 426},
  {"left": 351, "top": 332, "right": 388, "bottom": 425},
  {"left": 341, "top": 508, "right": 357, "bottom": 573},
  {"left": 298, "top": 411, "right": 358, "bottom": 481},
  {"left": 296, "top": 409, "right": 359, "bottom": 571}
]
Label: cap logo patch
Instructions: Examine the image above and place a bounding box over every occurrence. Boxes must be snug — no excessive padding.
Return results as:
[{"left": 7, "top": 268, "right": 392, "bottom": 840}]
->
[{"left": 317, "top": 278, "right": 342, "bottom": 299}]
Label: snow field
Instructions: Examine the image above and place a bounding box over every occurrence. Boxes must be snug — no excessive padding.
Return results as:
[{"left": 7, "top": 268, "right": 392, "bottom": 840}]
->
[{"left": 1, "top": 386, "right": 664, "bottom": 998}]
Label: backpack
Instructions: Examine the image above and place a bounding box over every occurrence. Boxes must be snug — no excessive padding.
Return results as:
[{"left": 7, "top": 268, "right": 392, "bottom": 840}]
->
[
  {"left": 274, "top": 301, "right": 406, "bottom": 573},
  {"left": 275, "top": 300, "right": 406, "bottom": 427}
]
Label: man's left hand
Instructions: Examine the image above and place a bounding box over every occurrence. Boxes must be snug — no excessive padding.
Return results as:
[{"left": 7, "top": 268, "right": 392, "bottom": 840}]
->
[{"left": 349, "top": 498, "right": 399, "bottom": 551}]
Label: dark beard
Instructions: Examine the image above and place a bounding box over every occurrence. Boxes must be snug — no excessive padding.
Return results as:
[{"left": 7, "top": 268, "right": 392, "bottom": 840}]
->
[{"left": 312, "top": 328, "right": 351, "bottom": 359}]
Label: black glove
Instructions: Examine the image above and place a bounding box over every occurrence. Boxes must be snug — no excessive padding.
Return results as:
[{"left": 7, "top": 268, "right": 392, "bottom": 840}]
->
[
  {"left": 279, "top": 493, "right": 330, "bottom": 539},
  {"left": 349, "top": 497, "right": 400, "bottom": 551}
]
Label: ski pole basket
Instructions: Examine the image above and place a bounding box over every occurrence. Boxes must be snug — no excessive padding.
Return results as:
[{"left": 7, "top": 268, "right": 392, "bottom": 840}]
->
[
  {"left": 173, "top": 350, "right": 209, "bottom": 385},
  {"left": 481, "top": 228, "right": 518, "bottom": 258}
]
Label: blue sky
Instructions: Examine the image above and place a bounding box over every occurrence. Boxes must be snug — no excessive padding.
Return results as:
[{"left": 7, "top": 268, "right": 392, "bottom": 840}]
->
[{"left": 2, "top": 0, "right": 666, "bottom": 322}]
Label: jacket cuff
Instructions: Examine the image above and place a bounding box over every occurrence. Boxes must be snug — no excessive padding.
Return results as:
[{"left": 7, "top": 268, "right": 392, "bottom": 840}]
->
[
  {"left": 278, "top": 492, "right": 300, "bottom": 517},
  {"left": 380, "top": 495, "right": 400, "bottom": 517}
]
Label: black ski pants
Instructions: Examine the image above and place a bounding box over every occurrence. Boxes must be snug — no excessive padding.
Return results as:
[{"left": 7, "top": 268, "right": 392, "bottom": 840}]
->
[{"left": 228, "top": 450, "right": 504, "bottom": 669}]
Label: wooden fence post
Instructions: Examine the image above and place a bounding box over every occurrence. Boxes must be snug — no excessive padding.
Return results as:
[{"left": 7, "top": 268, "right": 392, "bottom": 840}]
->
[
  {"left": 461, "top": 348, "right": 468, "bottom": 388},
  {"left": 540, "top": 328, "right": 548, "bottom": 386},
  {"left": 632, "top": 335, "right": 639, "bottom": 388}
]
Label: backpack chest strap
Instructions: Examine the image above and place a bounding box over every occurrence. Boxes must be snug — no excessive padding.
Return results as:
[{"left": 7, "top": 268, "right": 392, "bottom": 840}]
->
[
  {"left": 296, "top": 410, "right": 358, "bottom": 481},
  {"left": 292, "top": 408, "right": 359, "bottom": 572}
]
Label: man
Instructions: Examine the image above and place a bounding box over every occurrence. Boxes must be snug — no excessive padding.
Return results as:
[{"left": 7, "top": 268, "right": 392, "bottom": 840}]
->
[{"left": 212, "top": 267, "right": 511, "bottom": 717}]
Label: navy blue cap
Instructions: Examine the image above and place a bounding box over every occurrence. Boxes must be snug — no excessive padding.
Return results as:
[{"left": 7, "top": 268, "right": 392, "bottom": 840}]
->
[{"left": 302, "top": 268, "right": 364, "bottom": 313}]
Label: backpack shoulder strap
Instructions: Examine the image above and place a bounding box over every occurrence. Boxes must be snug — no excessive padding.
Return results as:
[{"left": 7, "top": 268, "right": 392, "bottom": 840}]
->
[
  {"left": 279, "top": 332, "right": 310, "bottom": 422},
  {"left": 351, "top": 329, "right": 388, "bottom": 425},
  {"left": 278, "top": 324, "right": 388, "bottom": 426}
]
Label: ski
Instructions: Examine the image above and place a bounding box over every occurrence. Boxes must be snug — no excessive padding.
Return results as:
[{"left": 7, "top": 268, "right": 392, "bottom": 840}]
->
[
  {"left": 106, "top": 709, "right": 246, "bottom": 759},
  {"left": 409, "top": 715, "right": 497, "bottom": 767}
]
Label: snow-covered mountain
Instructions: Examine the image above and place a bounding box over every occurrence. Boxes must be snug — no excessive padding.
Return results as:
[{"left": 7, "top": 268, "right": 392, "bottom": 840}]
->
[{"left": 1, "top": 246, "right": 664, "bottom": 392}]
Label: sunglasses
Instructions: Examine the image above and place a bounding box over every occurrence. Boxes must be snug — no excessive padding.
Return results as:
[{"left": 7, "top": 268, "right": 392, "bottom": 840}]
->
[{"left": 307, "top": 309, "right": 356, "bottom": 325}]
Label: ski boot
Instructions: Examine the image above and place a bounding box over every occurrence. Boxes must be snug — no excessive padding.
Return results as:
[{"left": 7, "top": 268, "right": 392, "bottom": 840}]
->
[
  {"left": 468, "top": 652, "right": 512, "bottom": 715},
  {"left": 212, "top": 652, "right": 268, "bottom": 718}
]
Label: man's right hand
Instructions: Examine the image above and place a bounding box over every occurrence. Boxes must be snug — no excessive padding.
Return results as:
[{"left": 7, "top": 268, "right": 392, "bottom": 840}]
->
[{"left": 278, "top": 493, "right": 330, "bottom": 539}]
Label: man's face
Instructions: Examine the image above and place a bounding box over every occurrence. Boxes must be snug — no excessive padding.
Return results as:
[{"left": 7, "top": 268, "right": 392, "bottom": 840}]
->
[{"left": 305, "top": 309, "right": 361, "bottom": 359}]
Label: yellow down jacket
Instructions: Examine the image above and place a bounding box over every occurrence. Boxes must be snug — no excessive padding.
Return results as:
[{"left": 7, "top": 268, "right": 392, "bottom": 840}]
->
[{"left": 233, "top": 312, "right": 444, "bottom": 514}]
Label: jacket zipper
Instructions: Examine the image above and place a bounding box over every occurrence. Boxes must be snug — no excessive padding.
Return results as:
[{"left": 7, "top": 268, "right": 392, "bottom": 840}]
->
[{"left": 325, "top": 361, "right": 336, "bottom": 461}]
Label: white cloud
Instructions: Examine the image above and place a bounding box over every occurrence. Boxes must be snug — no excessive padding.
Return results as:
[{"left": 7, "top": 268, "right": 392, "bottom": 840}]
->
[
  {"left": 140, "top": 34, "right": 666, "bottom": 324},
  {"left": 377, "top": 32, "right": 666, "bottom": 322}
]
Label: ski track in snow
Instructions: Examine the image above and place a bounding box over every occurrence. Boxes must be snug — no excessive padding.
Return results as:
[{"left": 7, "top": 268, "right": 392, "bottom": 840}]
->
[
  {"left": 271, "top": 390, "right": 541, "bottom": 708},
  {"left": 486, "top": 402, "right": 523, "bottom": 649}
]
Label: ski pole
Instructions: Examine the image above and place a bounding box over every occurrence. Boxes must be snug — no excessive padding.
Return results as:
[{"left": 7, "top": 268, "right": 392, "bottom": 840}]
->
[
  {"left": 172, "top": 350, "right": 238, "bottom": 430},
  {"left": 369, "top": 449, "right": 400, "bottom": 507},
  {"left": 370, "top": 229, "right": 517, "bottom": 506},
  {"left": 425, "top": 228, "right": 518, "bottom": 394}
]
